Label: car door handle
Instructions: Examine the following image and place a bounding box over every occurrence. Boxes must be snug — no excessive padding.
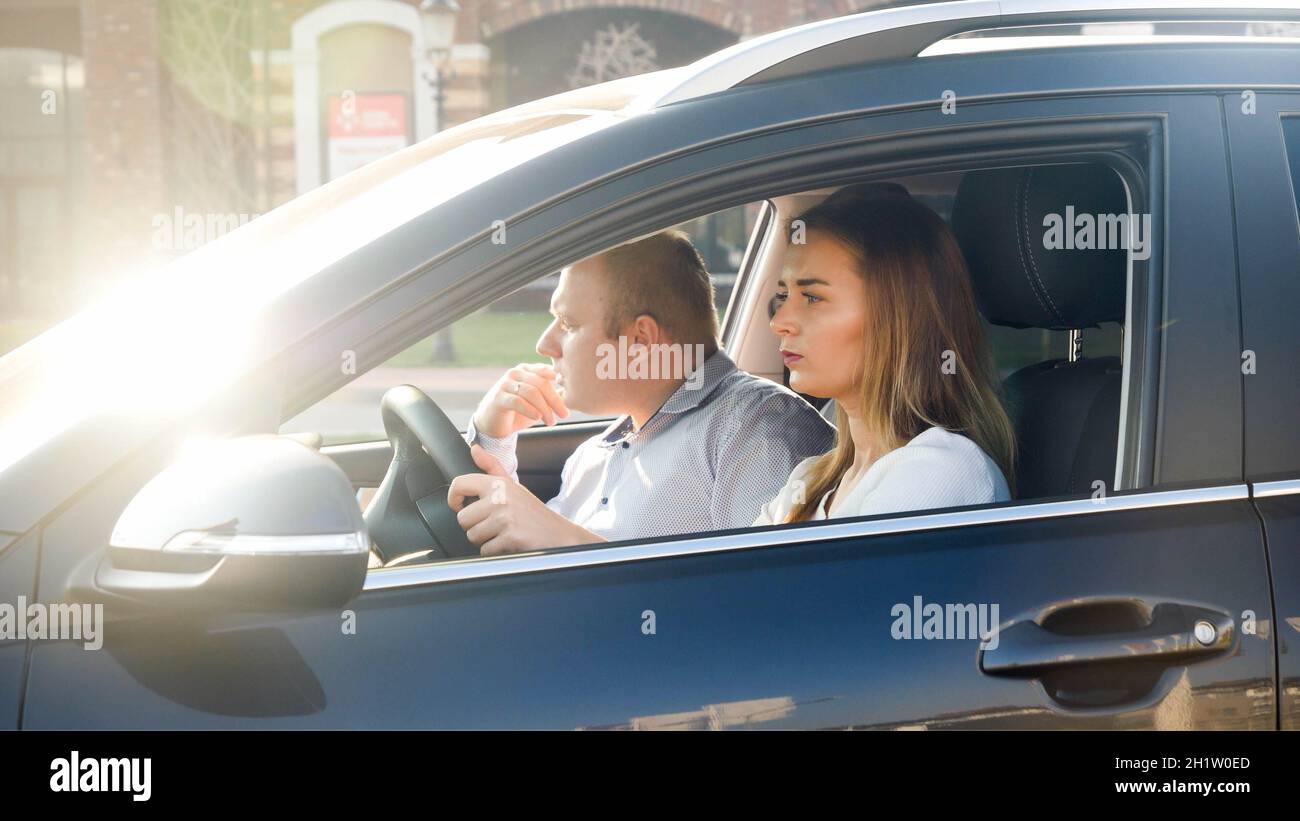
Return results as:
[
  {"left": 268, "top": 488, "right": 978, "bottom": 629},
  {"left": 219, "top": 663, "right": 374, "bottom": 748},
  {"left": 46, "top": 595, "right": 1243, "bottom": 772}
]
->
[{"left": 979, "top": 601, "right": 1234, "bottom": 677}]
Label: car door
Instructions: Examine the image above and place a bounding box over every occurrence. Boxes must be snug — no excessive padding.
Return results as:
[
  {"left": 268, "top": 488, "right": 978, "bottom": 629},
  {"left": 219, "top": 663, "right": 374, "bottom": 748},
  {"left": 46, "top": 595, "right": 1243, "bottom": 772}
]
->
[
  {"left": 21, "top": 49, "right": 1274, "bottom": 728},
  {"left": 0, "top": 531, "right": 35, "bottom": 729},
  {"left": 1224, "top": 91, "right": 1300, "bottom": 730}
]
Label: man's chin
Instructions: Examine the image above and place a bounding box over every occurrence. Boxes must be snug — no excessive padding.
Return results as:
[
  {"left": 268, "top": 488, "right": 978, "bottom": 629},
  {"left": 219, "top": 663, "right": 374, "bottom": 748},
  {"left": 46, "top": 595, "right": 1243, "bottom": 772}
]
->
[
  {"left": 558, "top": 389, "right": 589, "bottom": 415},
  {"left": 564, "top": 394, "right": 595, "bottom": 413},
  {"left": 564, "top": 394, "right": 616, "bottom": 419}
]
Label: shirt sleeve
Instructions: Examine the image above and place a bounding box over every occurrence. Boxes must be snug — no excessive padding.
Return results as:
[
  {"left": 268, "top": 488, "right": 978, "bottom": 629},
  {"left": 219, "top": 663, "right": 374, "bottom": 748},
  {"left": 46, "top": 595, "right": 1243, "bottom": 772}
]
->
[
  {"left": 712, "top": 393, "right": 836, "bottom": 529},
  {"left": 751, "top": 457, "right": 817, "bottom": 527},
  {"left": 463, "top": 416, "right": 520, "bottom": 483}
]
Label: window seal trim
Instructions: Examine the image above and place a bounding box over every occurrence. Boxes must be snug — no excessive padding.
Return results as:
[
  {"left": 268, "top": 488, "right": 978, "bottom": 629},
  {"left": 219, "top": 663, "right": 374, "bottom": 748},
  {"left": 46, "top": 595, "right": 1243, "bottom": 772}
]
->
[
  {"left": 363, "top": 483, "right": 1247, "bottom": 592},
  {"left": 1252, "top": 478, "right": 1300, "bottom": 498},
  {"left": 720, "top": 199, "right": 775, "bottom": 351}
]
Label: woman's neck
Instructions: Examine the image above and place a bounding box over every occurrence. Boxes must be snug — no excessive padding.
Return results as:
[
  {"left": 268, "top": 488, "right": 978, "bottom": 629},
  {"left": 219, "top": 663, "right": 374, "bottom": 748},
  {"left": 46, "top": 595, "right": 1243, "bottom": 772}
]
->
[
  {"left": 822, "top": 403, "right": 882, "bottom": 517},
  {"left": 836, "top": 397, "right": 876, "bottom": 473}
]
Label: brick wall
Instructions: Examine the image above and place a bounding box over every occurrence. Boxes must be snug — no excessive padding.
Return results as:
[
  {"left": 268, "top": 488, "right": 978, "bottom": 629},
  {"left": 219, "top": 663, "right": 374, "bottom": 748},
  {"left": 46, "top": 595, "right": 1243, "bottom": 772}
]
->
[{"left": 79, "top": 0, "right": 165, "bottom": 287}]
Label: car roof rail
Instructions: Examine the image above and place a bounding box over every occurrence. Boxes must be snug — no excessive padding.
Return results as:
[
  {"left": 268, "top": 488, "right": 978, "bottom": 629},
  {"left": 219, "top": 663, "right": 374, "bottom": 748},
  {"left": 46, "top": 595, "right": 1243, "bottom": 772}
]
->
[{"left": 648, "top": 0, "right": 1300, "bottom": 107}]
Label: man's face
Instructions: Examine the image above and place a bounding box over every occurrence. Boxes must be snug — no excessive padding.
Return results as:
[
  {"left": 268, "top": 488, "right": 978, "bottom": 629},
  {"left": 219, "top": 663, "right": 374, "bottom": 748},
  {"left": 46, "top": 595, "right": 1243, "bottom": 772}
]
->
[{"left": 536, "top": 260, "right": 622, "bottom": 415}]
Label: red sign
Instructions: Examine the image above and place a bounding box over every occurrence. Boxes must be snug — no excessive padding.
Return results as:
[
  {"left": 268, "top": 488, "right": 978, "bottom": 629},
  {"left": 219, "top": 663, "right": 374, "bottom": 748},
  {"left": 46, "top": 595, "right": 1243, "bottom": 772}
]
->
[
  {"left": 326, "top": 92, "right": 410, "bottom": 180},
  {"left": 328, "top": 92, "right": 408, "bottom": 138}
]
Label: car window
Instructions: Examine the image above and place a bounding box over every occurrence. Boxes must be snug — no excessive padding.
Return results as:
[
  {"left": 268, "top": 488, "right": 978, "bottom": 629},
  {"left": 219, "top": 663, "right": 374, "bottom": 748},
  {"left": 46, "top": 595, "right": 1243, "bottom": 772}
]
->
[
  {"left": 781, "top": 162, "right": 1139, "bottom": 509},
  {"left": 870, "top": 168, "right": 1125, "bottom": 380},
  {"left": 363, "top": 152, "right": 1150, "bottom": 571},
  {"left": 984, "top": 322, "right": 1123, "bottom": 380},
  {"left": 280, "top": 201, "right": 764, "bottom": 444}
]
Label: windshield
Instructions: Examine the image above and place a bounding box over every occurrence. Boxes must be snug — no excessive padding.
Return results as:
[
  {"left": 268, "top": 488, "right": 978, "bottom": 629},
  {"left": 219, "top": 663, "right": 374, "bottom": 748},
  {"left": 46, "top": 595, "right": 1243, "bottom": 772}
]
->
[{"left": 0, "top": 67, "right": 687, "bottom": 474}]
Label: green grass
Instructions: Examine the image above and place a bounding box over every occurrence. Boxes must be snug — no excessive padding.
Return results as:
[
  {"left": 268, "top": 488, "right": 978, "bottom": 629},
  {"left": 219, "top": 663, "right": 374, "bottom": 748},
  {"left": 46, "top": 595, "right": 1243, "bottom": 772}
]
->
[
  {"left": 385, "top": 310, "right": 554, "bottom": 368},
  {"left": 0, "top": 312, "right": 555, "bottom": 366}
]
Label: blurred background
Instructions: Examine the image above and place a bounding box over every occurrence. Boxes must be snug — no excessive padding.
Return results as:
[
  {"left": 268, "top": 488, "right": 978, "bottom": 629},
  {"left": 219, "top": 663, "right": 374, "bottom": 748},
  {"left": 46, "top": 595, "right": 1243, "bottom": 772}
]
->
[
  {"left": 1, "top": 1, "right": 1289, "bottom": 440},
  {"left": 0, "top": 0, "right": 901, "bottom": 441},
  {"left": 0, "top": 0, "right": 891, "bottom": 356}
]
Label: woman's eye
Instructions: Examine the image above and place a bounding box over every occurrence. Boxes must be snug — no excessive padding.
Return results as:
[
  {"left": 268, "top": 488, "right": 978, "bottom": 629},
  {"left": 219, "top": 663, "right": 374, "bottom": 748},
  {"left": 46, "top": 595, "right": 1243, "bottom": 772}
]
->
[
  {"left": 803, "top": 293, "right": 822, "bottom": 305},
  {"left": 773, "top": 291, "right": 788, "bottom": 303}
]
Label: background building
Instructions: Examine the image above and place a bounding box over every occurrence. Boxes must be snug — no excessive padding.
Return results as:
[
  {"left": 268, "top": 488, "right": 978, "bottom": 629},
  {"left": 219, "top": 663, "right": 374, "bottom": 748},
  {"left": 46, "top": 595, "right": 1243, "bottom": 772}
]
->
[
  {"left": 0, "top": 0, "right": 1287, "bottom": 353},
  {"left": 0, "top": 0, "right": 898, "bottom": 345}
]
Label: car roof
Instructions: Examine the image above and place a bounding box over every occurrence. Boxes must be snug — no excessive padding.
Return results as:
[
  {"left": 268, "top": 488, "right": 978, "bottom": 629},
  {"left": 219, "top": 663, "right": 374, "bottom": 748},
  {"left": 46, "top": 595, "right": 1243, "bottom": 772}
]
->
[{"left": 647, "top": 0, "right": 1300, "bottom": 107}]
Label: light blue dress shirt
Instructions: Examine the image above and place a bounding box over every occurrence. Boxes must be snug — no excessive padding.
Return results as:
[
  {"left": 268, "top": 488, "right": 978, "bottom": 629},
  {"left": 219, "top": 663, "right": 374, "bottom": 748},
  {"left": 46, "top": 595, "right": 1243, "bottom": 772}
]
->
[{"left": 465, "top": 349, "right": 836, "bottom": 543}]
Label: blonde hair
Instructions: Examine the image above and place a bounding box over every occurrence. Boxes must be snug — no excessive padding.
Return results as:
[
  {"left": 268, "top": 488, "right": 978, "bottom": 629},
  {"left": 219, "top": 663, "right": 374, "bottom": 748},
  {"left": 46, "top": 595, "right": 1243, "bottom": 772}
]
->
[
  {"left": 591, "top": 230, "right": 719, "bottom": 349},
  {"left": 785, "top": 184, "right": 1016, "bottom": 522}
]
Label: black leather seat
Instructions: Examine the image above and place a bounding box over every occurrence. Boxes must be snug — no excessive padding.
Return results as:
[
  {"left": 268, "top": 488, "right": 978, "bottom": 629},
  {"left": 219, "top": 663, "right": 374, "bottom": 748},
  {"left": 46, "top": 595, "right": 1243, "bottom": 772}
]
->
[{"left": 952, "top": 163, "right": 1128, "bottom": 500}]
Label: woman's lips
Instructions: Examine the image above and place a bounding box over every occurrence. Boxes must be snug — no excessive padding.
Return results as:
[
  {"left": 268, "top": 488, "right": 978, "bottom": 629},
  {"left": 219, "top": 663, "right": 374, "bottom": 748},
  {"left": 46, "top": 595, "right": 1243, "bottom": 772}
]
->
[{"left": 781, "top": 351, "right": 803, "bottom": 367}]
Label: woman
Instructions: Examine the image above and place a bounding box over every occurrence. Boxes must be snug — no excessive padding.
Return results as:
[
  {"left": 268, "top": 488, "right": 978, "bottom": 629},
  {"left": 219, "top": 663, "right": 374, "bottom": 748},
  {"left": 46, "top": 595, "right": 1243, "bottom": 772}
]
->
[{"left": 755, "top": 182, "right": 1015, "bottom": 525}]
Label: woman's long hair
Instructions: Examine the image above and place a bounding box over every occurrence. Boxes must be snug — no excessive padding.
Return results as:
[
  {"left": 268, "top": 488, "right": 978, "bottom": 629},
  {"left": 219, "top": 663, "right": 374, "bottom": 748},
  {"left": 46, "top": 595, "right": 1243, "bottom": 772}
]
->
[{"left": 784, "top": 183, "right": 1016, "bottom": 522}]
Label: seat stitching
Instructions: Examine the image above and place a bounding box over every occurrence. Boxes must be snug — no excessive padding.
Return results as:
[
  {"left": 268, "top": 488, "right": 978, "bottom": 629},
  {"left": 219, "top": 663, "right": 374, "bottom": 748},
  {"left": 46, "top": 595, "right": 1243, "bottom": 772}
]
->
[
  {"left": 1013, "top": 168, "right": 1053, "bottom": 323},
  {"left": 1021, "top": 167, "right": 1066, "bottom": 327}
]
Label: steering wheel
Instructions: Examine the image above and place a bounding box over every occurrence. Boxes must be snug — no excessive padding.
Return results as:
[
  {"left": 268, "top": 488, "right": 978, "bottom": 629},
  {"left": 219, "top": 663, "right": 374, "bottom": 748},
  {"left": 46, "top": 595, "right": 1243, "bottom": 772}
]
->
[{"left": 363, "top": 385, "right": 481, "bottom": 565}]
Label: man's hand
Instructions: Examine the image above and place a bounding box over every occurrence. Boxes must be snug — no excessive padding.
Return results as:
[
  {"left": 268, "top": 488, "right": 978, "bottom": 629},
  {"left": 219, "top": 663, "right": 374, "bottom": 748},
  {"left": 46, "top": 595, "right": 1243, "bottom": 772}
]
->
[
  {"left": 472, "top": 363, "right": 569, "bottom": 439},
  {"left": 448, "top": 444, "right": 602, "bottom": 556}
]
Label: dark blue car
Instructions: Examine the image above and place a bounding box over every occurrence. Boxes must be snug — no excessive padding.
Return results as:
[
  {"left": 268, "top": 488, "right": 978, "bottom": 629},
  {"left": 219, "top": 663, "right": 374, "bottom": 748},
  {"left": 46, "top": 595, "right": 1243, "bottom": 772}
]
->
[{"left": 2, "top": 0, "right": 1300, "bottom": 729}]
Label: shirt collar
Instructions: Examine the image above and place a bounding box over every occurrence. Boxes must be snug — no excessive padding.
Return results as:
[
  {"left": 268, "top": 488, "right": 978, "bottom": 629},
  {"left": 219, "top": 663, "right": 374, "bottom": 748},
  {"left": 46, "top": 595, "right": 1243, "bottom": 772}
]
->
[
  {"left": 657, "top": 347, "right": 736, "bottom": 414},
  {"left": 597, "top": 347, "right": 736, "bottom": 446}
]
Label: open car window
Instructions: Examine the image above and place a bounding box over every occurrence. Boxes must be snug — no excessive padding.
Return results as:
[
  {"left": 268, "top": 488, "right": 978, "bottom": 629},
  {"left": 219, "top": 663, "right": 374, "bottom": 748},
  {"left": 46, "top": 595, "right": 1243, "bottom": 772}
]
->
[
  {"left": 359, "top": 148, "right": 1149, "bottom": 572},
  {"left": 280, "top": 200, "right": 765, "bottom": 444}
]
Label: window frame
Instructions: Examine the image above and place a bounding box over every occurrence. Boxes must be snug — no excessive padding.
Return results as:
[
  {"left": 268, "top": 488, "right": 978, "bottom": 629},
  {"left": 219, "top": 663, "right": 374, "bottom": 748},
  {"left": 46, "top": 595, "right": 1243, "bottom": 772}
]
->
[
  {"left": 366, "top": 484, "right": 1249, "bottom": 591},
  {"left": 1223, "top": 98, "right": 1300, "bottom": 483},
  {"left": 358, "top": 105, "right": 1187, "bottom": 588}
]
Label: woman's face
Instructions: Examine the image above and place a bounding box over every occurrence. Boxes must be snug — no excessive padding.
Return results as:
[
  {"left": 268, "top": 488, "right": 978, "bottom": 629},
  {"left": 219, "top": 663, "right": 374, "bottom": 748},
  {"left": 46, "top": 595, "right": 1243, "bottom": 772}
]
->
[{"left": 769, "top": 229, "right": 868, "bottom": 403}]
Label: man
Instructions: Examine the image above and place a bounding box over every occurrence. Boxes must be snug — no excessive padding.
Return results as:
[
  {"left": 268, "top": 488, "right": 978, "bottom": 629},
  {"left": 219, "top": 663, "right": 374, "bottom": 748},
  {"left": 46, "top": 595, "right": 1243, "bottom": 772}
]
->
[{"left": 448, "top": 230, "right": 835, "bottom": 555}]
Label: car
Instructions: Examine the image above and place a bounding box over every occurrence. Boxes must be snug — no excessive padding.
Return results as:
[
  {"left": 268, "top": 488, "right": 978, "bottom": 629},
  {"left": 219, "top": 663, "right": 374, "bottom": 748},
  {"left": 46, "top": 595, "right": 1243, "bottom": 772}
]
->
[{"left": 2, "top": 0, "right": 1299, "bottom": 730}]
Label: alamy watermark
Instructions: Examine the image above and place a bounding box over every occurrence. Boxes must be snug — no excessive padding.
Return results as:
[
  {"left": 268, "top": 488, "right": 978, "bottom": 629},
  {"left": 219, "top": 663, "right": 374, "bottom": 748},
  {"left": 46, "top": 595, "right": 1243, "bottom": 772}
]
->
[
  {"left": 152, "top": 205, "right": 261, "bottom": 252},
  {"left": 891, "top": 595, "right": 1000, "bottom": 650},
  {"left": 1042, "top": 207, "right": 1152, "bottom": 261},
  {"left": 50, "top": 751, "right": 150, "bottom": 801},
  {"left": 595, "top": 336, "right": 707, "bottom": 389},
  {"left": 0, "top": 597, "right": 103, "bottom": 650}
]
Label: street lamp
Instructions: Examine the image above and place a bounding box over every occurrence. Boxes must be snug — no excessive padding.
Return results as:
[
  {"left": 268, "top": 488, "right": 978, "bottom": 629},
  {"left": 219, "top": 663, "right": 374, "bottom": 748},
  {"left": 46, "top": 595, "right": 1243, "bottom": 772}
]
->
[
  {"left": 419, "top": 0, "right": 460, "bottom": 363},
  {"left": 419, "top": 0, "right": 460, "bottom": 134}
]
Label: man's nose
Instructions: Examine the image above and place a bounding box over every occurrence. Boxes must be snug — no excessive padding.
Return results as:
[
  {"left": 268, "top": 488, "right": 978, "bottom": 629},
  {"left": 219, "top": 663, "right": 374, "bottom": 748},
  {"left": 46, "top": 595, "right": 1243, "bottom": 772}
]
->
[{"left": 536, "top": 322, "right": 560, "bottom": 357}]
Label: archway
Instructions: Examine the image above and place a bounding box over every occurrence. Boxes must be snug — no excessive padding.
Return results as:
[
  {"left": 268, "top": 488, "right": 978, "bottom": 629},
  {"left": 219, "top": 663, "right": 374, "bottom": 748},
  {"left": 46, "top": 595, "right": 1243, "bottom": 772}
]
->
[
  {"left": 486, "top": 8, "right": 738, "bottom": 109},
  {"left": 291, "top": 0, "right": 434, "bottom": 195}
]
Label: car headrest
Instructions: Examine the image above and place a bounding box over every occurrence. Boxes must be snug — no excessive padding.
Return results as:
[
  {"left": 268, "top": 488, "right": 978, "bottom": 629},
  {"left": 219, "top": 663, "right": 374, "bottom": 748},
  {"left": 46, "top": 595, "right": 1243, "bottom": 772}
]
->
[{"left": 952, "top": 164, "right": 1128, "bottom": 330}]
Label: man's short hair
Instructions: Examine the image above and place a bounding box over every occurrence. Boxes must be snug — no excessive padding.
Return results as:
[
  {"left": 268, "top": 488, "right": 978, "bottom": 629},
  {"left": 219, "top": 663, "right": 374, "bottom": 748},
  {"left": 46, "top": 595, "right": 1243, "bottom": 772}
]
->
[{"left": 589, "top": 230, "right": 719, "bottom": 348}]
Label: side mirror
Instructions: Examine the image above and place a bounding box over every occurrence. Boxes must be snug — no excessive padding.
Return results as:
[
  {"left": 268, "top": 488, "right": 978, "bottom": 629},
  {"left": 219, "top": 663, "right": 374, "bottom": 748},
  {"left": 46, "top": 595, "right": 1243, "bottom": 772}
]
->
[{"left": 69, "top": 435, "right": 369, "bottom": 615}]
